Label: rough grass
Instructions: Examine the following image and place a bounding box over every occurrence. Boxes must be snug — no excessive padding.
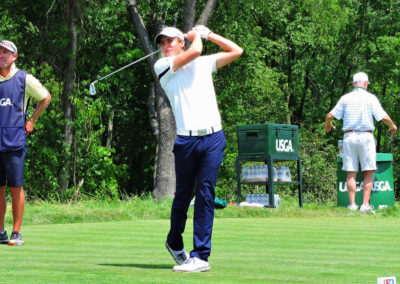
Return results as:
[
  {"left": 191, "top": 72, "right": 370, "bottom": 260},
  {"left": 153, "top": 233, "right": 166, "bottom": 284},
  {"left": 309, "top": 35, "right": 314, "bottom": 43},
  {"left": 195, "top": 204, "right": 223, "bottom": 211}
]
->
[{"left": 7, "top": 196, "right": 400, "bottom": 227}]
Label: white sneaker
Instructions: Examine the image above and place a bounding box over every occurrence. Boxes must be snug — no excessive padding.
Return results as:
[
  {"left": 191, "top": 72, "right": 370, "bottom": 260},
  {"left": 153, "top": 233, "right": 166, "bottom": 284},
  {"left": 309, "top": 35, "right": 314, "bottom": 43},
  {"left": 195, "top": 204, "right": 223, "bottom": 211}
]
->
[
  {"left": 347, "top": 204, "right": 358, "bottom": 211},
  {"left": 165, "top": 241, "right": 189, "bottom": 265},
  {"left": 360, "top": 204, "right": 375, "bottom": 214},
  {"left": 173, "top": 257, "right": 210, "bottom": 273}
]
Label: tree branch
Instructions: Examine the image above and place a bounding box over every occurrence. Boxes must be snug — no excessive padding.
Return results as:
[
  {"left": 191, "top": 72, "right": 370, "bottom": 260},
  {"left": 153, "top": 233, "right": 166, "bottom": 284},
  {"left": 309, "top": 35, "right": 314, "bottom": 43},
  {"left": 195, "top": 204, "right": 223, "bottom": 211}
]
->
[
  {"left": 125, "top": 0, "right": 159, "bottom": 70},
  {"left": 183, "top": 0, "right": 197, "bottom": 32},
  {"left": 196, "top": 0, "right": 216, "bottom": 25}
]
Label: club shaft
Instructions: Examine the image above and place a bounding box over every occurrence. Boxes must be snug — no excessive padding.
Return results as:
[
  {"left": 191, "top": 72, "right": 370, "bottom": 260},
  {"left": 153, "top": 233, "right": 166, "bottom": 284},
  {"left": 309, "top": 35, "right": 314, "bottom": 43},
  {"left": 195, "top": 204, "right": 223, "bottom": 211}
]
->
[{"left": 96, "top": 49, "right": 160, "bottom": 83}]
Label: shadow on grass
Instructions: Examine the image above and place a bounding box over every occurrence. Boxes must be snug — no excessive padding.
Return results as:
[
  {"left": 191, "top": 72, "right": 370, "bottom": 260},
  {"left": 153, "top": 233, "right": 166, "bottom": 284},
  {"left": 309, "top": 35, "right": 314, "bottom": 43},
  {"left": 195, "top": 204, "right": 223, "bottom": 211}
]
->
[{"left": 98, "top": 263, "right": 171, "bottom": 270}]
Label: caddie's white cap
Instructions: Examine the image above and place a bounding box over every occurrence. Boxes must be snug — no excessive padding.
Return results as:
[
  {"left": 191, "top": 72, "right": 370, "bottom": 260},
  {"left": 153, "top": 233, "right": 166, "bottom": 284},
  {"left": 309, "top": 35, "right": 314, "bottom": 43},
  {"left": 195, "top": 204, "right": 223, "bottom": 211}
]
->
[
  {"left": 353, "top": 72, "right": 369, "bottom": 83},
  {"left": 0, "top": 40, "right": 17, "bottom": 54},
  {"left": 155, "top": 27, "right": 184, "bottom": 44}
]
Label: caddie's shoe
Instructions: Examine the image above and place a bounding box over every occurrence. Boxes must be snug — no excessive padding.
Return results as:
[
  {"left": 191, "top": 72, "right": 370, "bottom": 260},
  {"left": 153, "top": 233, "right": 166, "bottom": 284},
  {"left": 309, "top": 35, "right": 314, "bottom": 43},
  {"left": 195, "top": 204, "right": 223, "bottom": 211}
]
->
[
  {"left": 173, "top": 257, "right": 210, "bottom": 273},
  {"left": 8, "top": 231, "right": 23, "bottom": 246},
  {"left": 347, "top": 204, "right": 358, "bottom": 211},
  {"left": 166, "top": 241, "right": 189, "bottom": 265},
  {"left": 360, "top": 204, "right": 375, "bottom": 214},
  {"left": 0, "top": 231, "right": 8, "bottom": 244}
]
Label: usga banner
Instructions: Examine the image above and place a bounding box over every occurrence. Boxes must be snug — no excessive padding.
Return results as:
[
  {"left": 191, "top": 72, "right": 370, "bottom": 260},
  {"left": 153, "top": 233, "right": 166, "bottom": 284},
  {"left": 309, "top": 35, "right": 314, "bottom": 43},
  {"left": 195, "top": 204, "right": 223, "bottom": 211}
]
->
[{"left": 336, "top": 153, "right": 395, "bottom": 209}]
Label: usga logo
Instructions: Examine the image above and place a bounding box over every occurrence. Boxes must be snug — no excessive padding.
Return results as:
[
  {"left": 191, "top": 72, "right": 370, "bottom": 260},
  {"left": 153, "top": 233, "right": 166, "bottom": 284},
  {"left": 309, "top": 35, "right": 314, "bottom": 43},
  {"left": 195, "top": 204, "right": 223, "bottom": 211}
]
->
[
  {"left": 377, "top": 276, "right": 396, "bottom": 284},
  {"left": 338, "top": 181, "right": 393, "bottom": 192},
  {"left": 0, "top": 98, "right": 12, "bottom": 106},
  {"left": 275, "top": 139, "right": 294, "bottom": 152}
]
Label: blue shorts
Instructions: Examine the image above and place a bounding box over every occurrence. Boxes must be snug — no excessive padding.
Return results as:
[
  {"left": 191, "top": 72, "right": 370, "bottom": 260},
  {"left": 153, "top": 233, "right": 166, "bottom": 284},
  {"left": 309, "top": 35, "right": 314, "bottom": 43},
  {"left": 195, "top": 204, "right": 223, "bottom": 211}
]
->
[{"left": 0, "top": 147, "right": 27, "bottom": 187}]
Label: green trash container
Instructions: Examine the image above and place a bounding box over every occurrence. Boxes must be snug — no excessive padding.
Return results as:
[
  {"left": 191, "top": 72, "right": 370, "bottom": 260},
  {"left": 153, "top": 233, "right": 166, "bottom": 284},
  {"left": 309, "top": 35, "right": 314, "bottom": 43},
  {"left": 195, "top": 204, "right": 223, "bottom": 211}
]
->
[{"left": 337, "top": 153, "right": 395, "bottom": 209}]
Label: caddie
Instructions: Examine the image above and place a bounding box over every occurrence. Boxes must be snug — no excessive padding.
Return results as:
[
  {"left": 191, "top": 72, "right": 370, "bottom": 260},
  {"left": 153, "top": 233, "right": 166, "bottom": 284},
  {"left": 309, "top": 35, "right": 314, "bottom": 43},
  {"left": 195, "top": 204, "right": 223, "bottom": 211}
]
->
[
  {"left": 0, "top": 40, "right": 51, "bottom": 245},
  {"left": 325, "top": 72, "right": 397, "bottom": 213}
]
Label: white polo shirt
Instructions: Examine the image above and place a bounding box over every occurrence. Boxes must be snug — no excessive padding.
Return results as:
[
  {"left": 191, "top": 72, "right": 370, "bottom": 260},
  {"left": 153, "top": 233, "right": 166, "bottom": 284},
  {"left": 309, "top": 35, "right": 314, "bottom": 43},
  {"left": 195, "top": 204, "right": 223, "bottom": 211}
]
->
[
  {"left": 330, "top": 88, "right": 387, "bottom": 131},
  {"left": 154, "top": 55, "right": 221, "bottom": 132}
]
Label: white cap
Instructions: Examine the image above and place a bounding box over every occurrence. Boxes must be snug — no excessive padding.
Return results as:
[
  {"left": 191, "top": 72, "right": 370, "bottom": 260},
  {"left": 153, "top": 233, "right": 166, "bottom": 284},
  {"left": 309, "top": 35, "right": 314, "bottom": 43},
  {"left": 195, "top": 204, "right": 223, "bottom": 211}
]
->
[
  {"left": 155, "top": 27, "right": 184, "bottom": 44},
  {"left": 353, "top": 72, "right": 369, "bottom": 83},
  {"left": 0, "top": 40, "right": 17, "bottom": 53}
]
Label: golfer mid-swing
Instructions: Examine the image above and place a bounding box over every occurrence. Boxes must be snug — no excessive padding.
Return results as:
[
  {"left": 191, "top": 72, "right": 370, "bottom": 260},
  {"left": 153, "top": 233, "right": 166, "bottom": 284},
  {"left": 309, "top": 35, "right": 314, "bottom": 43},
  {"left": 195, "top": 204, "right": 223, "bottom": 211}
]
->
[{"left": 154, "top": 26, "right": 242, "bottom": 272}]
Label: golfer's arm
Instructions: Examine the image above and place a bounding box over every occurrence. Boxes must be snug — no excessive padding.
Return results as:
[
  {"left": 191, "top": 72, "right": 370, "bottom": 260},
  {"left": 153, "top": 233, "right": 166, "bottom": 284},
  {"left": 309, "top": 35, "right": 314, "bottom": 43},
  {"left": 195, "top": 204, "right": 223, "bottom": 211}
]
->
[
  {"left": 208, "top": 33, "right": 243, "bottom": 69},
  {"left": 30, "top": 94, "right": 52, "bottom": 123},
  {"left": 173, "top": 32, "right": 202, "bottom": 71}
]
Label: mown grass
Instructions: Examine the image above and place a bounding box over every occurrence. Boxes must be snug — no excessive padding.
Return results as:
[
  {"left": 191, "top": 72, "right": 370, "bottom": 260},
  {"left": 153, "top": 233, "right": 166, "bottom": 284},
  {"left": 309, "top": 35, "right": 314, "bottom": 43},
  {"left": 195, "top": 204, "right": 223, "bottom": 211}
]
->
[
  {"left": 1, "top": 217, "right": 399, "bottom": 283},
  {"left": 2, "top": 197, "right": 400, "bottom": 283}
]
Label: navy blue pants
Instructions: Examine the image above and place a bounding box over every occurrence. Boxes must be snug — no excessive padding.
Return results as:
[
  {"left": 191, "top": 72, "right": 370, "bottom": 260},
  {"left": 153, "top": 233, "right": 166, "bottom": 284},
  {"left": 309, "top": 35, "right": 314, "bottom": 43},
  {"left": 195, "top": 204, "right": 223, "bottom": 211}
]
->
[{"left": 167, "top": 130, "right": 226, "bottom": 261}]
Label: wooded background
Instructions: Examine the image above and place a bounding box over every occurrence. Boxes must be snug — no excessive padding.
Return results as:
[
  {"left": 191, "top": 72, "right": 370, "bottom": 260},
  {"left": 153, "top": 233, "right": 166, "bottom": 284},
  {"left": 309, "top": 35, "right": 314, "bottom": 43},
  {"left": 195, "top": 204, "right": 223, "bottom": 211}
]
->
[{"left": 1, "top": 0, "right": 399, "bottom": 202}]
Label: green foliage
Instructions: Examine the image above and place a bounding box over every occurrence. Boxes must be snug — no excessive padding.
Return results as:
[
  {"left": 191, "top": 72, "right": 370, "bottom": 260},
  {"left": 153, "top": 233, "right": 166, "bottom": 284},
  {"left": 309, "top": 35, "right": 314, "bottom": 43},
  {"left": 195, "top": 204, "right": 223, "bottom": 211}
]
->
[
  {"left": 3, "top": 0, "right": 400, "bottom": 203},
  {"left": 298, "top": 124, "right": 338, "bottom": 202}
]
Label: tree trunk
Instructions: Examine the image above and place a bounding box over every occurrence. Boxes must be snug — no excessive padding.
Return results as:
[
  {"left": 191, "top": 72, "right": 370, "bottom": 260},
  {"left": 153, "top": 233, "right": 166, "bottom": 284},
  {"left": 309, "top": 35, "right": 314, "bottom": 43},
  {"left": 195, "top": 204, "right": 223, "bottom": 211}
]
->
[
  {"left": 58, "top": 0, "right": 77, "bottom": 193},
  {"left": 196, "top": 0, "right": 216, "bottom": 25},
  {"left": 183, "top": 0, "right": 197, "bottom": 32},
  {"left": 106, "top": 109, "right": 114, "bottom": 148},
  {"left": 126, "top": 0, "right": 176, "bottom": 200},
  {"left": 153, "top": 83, "right": 176, "bottom": 200},
  {"left": 125, "top": 0, "right": 214, "bottom": 200}
]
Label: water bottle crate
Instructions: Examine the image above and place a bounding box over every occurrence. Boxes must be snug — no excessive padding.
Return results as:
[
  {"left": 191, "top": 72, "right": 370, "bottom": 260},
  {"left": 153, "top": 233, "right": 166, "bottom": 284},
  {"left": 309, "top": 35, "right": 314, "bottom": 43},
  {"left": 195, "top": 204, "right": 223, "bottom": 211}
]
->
[
  {"left": 244, "top": 193, "right": 280, "bottom": 207},
  {"left": 241, "top": 165, "right": 291, "bottom": 182}
]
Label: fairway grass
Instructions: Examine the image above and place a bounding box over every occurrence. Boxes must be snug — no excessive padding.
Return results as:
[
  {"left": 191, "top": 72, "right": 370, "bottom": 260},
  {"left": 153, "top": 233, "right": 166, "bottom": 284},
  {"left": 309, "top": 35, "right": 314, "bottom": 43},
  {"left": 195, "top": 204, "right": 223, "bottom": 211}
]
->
[{"left": 1, "top": 217, "right": 399, "bottom": 283}]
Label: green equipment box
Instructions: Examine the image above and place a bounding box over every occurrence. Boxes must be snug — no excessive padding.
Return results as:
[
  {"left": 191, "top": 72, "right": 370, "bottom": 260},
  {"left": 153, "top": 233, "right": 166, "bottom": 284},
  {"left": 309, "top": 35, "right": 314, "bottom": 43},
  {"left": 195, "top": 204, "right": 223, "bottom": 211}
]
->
[
  {"left": 237, "top": 123, "right": 298, "bottom": 158},
  {"left": 337, "top": 153, "right": 395, "bottom": 209}
]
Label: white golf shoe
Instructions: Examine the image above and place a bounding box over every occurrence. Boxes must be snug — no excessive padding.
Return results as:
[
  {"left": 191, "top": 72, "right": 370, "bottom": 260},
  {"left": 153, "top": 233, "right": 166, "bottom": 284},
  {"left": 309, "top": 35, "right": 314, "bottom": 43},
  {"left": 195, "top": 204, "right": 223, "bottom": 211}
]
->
[
  {"left": 347, "top": 204, "right": 358, "bottom": 211},
  {"left": 360, "top": 204, "right": 375, "bottom": 214},
  {"left": 165, "top": 241, "right": 189, "bottom": 265},
  {"left": 173, "top": 257, "right": 210, "bottom": 273}
]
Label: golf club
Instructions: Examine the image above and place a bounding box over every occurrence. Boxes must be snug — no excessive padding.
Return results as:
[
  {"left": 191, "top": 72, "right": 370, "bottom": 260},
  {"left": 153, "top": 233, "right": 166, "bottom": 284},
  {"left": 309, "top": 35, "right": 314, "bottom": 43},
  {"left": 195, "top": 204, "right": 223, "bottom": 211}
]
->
[{"left": 89, "top": 49, "right": 161, "bottom": 95}]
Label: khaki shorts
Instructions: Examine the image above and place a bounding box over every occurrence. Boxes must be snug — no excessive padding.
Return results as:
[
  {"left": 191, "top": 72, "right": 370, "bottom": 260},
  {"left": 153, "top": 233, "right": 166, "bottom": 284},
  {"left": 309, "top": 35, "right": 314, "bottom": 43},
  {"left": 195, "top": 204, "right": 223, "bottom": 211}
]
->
[{"left": 342, "top": 132, "right": 376, "bottom": 172}]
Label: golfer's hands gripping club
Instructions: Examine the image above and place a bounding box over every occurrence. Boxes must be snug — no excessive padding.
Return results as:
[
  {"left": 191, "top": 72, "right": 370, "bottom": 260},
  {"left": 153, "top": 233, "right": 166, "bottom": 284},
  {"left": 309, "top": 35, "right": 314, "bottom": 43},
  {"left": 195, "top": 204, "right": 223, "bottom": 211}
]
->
[
  {"left": 193, "top": 25, "right": 212, "bottom": 39},
  {"left": 184, "top": 30, "right": 201, "bottom": 42}
]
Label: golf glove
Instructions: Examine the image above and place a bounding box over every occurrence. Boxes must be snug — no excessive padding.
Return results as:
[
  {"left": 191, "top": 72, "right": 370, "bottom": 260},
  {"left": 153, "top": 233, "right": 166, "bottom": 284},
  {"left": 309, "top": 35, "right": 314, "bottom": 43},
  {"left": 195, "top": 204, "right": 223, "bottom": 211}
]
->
[{"left": 193, "top": 25, "right": 212, "bottom": 39}]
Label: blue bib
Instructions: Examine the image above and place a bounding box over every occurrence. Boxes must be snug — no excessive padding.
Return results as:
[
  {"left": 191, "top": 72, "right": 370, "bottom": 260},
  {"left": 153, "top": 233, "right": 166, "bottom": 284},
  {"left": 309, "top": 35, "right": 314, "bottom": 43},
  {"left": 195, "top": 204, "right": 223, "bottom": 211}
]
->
[{"left": 0, "top": 70, "right": 27, "bottom": 151}]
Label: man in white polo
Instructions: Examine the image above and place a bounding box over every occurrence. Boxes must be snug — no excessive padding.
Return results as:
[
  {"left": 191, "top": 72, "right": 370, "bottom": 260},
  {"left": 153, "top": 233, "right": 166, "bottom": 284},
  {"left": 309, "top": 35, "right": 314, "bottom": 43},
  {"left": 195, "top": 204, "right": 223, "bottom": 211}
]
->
[
  {"left": 325, "top": 72, "right": 397, "bottom": 213},
  {"left": 154, "top": 25, "right": 242, "bottom": 272}
]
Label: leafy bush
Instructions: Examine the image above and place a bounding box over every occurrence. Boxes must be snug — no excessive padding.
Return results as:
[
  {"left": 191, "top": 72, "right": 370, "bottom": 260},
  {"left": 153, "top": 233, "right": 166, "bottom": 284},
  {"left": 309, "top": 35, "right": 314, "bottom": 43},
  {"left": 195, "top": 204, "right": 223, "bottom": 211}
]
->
[{"left": 298, "top": 123, "right": 338, "bottom": 203}]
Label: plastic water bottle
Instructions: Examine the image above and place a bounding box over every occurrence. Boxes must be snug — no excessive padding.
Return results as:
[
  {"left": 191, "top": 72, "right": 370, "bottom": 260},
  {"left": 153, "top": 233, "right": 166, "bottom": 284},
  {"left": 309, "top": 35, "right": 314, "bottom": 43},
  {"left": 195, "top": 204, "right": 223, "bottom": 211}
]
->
[
  {"left": 248, "top": 194, "right": 255, "bottom": 203},
  {"left": 253, "top": 166, "right": 259, "bottom": 181},
  {"left": 276, "top": 166, "right": 283, "bottom": 181},
  {"left": 251, "top": 166, "right": 257, "bottom": 182},
  {"left": 282, "top": 166, "right": 291, "bottom": 181},
  {"left": 242, "top": 166, "right": 248, "bottom": 182},
  {"left": 273, "top": 167, "right": 277, "bottom": 181},
  {"left": 256, "top": 165, "right": 263, "bottom": 181},
  {"left": 262, "top": 164, "right": 268, "bottom": 181}
]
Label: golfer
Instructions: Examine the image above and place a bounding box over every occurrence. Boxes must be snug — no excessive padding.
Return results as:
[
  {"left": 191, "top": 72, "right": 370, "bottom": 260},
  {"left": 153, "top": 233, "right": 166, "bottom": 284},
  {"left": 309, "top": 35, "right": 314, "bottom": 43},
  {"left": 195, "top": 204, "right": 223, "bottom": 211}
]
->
[
  {"left": 154, "top": 25, "right": 242, "bottom": 272},
  {"left": 0, "top": 40, "right": 51, "bottom": 245},
  {"left": 325, "top": 72, "right": 397, "bottom": 213}
]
